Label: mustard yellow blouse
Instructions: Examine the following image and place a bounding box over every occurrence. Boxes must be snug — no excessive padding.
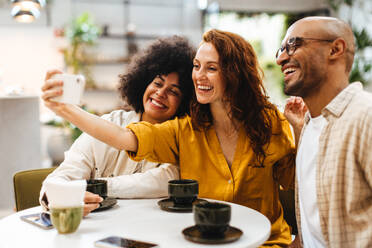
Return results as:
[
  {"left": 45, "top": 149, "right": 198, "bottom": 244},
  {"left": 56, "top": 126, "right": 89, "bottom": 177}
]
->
[{"left": 127, "top": 113, "right": 295, "bottom": 247}]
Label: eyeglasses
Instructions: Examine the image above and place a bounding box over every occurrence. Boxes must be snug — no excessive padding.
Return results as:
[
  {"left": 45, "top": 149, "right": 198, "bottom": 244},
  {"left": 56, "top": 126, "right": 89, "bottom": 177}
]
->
[{"left": 276, "top": 37, "right": 335, "bottom": 59}]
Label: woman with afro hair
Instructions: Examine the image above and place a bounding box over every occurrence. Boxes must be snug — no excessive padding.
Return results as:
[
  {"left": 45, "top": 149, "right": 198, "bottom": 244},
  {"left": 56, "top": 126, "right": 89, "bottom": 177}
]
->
[{"left": 40, "top": 36, "right": 195, "bottom": 216}]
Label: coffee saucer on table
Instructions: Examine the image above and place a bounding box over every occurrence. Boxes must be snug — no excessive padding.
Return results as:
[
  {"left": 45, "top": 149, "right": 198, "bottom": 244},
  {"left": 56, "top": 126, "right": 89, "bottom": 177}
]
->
[
  {"left": 92, "top": 197, "right": 117, "bottom": 212},
  {"left": 157, "top": 198, "right": 208, "bottom": 213},
  {"left": 182, "top": 225, "right": 243, "bottom": 244}
]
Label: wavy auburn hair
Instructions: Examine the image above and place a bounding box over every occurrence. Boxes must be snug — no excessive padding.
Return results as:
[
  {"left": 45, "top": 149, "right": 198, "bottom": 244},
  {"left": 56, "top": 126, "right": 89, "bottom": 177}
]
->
[{"left": 190, "top": 29, "right": 281, "bottom": 166}]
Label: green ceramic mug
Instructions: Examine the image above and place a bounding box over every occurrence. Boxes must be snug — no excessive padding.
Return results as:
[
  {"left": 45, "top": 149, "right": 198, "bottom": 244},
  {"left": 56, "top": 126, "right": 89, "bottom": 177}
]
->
[
  {"left": 50, "top": 205, "right": 83, "bottom": 234},
  {"left": 86, "top": 179, "right": 107, "bottom": 199},
  {"left": 193, "top": 202, "right": 231, "bottom": 236},
  {"left": 168, "top": 179, "right": 198, "bottom": 206}
]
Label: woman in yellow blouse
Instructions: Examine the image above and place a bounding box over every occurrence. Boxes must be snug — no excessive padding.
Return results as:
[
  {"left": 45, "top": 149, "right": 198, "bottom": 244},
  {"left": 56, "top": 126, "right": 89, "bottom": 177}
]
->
[{"left": 43, "top": 29, "right": 295, "bottom": 247}]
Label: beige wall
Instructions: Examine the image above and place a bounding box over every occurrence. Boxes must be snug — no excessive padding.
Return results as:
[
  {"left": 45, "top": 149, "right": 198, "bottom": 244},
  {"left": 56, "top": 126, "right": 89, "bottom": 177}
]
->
[{"left": 0, "top": 27, "right": 63, "bottom": 96}]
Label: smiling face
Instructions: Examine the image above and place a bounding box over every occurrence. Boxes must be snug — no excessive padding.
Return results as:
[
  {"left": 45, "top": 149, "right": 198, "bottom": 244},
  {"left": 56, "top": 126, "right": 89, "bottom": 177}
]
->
[
  {"left": 192, "top": 42, "right": 225, "bottom": 105},
  {"left": 276, "top": 20, "right": 330, "bottom": 98},
  {"left": 142, "top": 72, "right": 182, "bottom": 123}
]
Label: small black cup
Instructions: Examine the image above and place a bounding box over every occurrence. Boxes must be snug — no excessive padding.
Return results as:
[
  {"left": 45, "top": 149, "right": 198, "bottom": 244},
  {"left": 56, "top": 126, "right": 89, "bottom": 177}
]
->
[
  {"left": 193, "top": 202, "right": 231, "bottom": 237},
  {"left": 168, "top": 179, "right": 198, "bottom": 206},
  {"left": 86, "top": 179, "right": 107, "bottom": 199}
]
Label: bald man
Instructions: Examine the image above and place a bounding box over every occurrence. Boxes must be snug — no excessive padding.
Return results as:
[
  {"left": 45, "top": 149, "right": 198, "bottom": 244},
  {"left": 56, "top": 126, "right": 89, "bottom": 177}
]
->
[{"left": 277, "top": 17, "right": 372, "bottom": 247}]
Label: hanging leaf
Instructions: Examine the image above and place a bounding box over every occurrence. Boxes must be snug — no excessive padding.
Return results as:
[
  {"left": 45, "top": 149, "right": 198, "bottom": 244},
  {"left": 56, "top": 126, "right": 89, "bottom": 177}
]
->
[{"left": 353, "top": 28, "right": 372, "bottom": 50}]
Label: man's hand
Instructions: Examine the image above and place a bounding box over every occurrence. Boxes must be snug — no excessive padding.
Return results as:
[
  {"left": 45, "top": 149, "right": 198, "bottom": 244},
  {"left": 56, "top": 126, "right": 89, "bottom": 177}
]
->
[
  {"left": 83, "top": 191, "right": 103, "bottom": 217},
  {"left": 284, "top": 96, "right": 307, "bottom": 128},
  {"left": 284, "top": 96, "right": 307, "bottom": 146}
]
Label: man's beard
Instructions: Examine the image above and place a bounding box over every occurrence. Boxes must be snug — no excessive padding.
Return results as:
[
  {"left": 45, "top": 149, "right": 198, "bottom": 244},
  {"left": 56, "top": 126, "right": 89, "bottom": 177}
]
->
[{"left": 284, "top": 79, "right": 305, "bottom": 97}]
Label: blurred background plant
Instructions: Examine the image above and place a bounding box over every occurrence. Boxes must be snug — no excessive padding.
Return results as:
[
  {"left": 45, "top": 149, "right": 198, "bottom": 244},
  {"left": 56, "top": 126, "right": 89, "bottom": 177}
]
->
[
  {"left": 43, "top": 114, "right": 79, "bottom": 165},
  {"left": 43, "top": 106, "right": 96, "bottom": 142},
  {"left": 42, "top": 105, "right": 96, "bottom": 165},
  {"left": 45, "top": 116, "right": 82, "bottom": 142},
  {"left": 328, "top": 0, "right": 372, "bottom": 85},
  {"left": 55, "top": 12, "right": 101, "bottom": 88}
]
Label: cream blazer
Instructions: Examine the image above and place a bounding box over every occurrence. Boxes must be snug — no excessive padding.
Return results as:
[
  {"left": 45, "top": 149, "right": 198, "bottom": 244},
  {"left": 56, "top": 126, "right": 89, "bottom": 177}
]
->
[{"left": 40, "top": 110, "right": 179, "bottom": 208}]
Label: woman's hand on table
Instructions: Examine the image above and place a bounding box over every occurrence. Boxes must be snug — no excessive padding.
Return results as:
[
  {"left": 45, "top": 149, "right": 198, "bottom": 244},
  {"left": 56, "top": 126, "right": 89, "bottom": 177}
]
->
[{"left": 83, "top": 191, "right": 103, "bottom": 217}]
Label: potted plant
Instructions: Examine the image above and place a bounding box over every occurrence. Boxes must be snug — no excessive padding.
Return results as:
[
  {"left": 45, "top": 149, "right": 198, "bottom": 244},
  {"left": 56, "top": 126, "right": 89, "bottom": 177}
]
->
[
  {"left": 56, "top": 12, "right": 101, "bottom": 88},
  {"left": 43, "top": 106, "right": 95, "bottom": 165},
  {"left": 43, "top": 116, "right": 81, "bottom": 165}
]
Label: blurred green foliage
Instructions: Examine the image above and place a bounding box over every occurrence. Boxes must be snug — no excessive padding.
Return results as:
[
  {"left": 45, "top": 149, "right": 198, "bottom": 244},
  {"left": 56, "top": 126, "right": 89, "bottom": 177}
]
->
[
  {"left": 44, "top": 106, "right": 95, "bottom": 142},
  {"left": 63, "top": 12, "right": 101, "bottom": 88},
  {"left": 327, "top": 0, "right": 372, "bottom": 85}
]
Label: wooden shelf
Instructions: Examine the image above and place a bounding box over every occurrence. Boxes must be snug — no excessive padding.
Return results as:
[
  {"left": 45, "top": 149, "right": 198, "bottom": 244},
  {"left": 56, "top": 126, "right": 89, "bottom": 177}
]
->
[
  {"left": 100, "top": 33, "right": 158, "bottom": 40},
  {"left": 81, "top": 57, "right": 130, "bottom": 65}
]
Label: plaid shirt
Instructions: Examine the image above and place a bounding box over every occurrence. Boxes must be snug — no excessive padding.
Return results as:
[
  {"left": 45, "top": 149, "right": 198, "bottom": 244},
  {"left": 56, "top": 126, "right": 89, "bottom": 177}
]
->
[{"left": 295, "top": 82, "right": 372, "bottom": 247}]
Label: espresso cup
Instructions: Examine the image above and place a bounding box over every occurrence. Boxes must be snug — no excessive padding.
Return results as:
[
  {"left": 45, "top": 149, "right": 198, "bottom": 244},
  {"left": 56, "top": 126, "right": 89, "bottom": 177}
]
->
[
  {"left": 193, "top": 202, "right": 231, "bottom": 236},
  {"left": 168, "top": 179, "right": 198, "bottom": 205},
  {"left": 50, "top": 205, "right": 83, "bottom": 234},
  {"left": 86, "top": 179, "right": 107, "bottom": 199},
  {"left": 51, "top": 73, "right": 85, "bottom": 105}
]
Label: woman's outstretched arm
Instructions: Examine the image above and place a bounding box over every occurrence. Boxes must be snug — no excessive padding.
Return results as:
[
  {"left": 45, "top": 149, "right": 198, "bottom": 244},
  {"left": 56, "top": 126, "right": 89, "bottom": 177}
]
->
[
  {"left": 42, "top": 69, "right": 138, "bottom": 152},
  {"left": 58, "top": 104, "right": 138, "bottom": 151}
]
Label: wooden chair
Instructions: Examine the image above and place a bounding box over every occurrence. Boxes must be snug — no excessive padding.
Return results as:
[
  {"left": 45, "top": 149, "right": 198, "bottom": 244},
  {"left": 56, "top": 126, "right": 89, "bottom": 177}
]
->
[
  {"left": 13, "top": 167, "right": 56, "bottom": 211},
  {"left": 279, "top": 189, "right": 298, "bottom": 235}
]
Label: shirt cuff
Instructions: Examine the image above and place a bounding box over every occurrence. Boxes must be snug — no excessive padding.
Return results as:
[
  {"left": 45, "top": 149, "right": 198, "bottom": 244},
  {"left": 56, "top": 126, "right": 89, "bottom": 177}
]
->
[{"left": 40, "top": 193, "right": 49, "bottom": 211}]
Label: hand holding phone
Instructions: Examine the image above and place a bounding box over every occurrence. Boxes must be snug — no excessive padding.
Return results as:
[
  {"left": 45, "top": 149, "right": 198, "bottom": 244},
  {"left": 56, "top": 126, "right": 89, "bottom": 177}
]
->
[
  {"left": 20, "top": 212, "right": 53, "bottom": 230},
  {"left": 95, "top": 236, "right": 158, "bottom": 248},
  {"left": 51, "top": 73, "right": 85, "bottom": 105}
]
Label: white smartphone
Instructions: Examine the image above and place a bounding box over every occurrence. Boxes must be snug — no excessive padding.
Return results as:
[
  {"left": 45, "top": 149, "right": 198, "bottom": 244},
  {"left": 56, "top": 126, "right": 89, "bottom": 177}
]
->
[
  {"left": 20, "top": 212, "right": 53, "bottom": 230},
  {"left": 51, "top": 73, "right": 85, "bottom": 105},
  {"left": 94, "top": 236, "right": 159, "bottom": 248}
]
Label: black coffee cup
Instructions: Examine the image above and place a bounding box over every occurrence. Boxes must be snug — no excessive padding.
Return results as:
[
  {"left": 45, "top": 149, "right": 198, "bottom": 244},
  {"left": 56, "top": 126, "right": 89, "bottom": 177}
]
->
[
  {"left": 86, "top": 179, "right": 107, "bottom": 199},
  {"left": 193, "top": 202, "right": 231, "bottom": 236},
  {"left": 168, "top": 179, "right": 198, "bottom": 206}
]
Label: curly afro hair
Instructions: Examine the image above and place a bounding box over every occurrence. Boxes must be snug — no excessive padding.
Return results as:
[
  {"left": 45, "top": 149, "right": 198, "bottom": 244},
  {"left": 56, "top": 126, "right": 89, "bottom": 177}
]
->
[{"left": 118, "top": 35, "right": 195, "bottom": 117}]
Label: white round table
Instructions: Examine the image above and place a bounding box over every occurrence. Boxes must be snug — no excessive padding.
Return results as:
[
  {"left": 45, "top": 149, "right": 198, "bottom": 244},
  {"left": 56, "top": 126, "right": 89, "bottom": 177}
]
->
[{"left": 0, "top": 198, "right": 271, "bottom": 248}]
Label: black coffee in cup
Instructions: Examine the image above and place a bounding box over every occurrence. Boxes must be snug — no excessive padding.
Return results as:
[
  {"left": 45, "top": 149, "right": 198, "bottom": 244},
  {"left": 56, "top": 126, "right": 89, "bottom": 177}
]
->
[
  {"left": 193, "top": 202, "right": 231, "bottom": 236},
  {"left": 86, "top": 179, "right": 107, "bottom": 199},
  {"left": 168, "top": 179, "right": 198, "bottom": 205}
]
